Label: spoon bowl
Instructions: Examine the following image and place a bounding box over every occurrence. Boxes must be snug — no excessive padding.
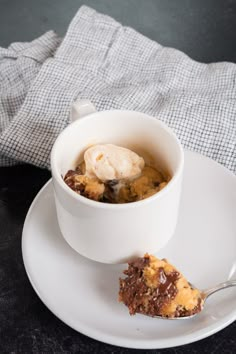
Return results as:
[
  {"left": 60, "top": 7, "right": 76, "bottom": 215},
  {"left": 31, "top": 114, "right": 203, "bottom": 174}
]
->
[{"left": 151, "top": 279, "right": 236, "bottom": 320}]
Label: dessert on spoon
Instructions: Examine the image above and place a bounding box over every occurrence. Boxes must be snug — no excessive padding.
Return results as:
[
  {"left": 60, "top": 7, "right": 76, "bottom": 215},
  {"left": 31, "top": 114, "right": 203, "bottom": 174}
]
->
[{"left": 119, "top": 253, "right": 236, "bottom": 319}]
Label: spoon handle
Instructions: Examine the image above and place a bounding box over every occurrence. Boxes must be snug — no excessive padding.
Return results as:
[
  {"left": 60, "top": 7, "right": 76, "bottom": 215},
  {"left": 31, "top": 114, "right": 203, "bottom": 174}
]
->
[{"left": 203, "top": 279, "right": 236, "bottom": 299}]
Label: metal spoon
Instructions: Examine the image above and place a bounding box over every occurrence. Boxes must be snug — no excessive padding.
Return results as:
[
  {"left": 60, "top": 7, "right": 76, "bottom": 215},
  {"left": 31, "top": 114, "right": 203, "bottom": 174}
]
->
[{"left": 153, "top": 279, "right": 236, "bottom": 320}]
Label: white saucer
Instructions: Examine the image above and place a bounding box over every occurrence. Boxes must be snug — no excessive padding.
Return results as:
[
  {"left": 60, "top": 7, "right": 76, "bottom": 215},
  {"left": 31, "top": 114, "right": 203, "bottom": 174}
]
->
[{"left": 22, "top": 151, "right": 236, "bottom": 349}]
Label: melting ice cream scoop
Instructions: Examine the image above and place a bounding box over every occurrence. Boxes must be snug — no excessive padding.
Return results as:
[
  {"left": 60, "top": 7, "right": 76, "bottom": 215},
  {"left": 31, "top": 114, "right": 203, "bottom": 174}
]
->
[{"left": 84, "top": 144, "right": 145, "bottom": 181}]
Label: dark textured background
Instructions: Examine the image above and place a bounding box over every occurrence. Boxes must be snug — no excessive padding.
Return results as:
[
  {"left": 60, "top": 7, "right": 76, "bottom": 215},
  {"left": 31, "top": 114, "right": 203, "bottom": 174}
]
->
[
  {"left": 0, "top": 0, "right": 236, "bottom": 352},
  {"left": 1, "top": 0, "right": 236, "bottom": 63}
]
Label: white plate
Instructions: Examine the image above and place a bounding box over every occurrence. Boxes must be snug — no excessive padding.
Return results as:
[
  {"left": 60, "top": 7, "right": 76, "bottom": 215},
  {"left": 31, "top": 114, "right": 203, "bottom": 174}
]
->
[{"left": 22, "top": 151, "right": 236, "bottom": 349}]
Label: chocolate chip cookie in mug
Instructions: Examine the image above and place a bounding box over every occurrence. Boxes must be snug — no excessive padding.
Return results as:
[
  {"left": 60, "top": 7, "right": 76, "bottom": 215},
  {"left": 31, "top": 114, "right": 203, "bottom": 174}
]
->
[
  {"left": 51, "top": 99, "right": 184, "bottom": 264},
  {"left": 64, "top": 143, "right": 170, "bottom": 204}
]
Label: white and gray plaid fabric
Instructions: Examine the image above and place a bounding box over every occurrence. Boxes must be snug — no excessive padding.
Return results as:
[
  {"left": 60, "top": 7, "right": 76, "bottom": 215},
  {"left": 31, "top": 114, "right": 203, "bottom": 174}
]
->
[
  {"left": 0, "top": 5, "right": 235, "bottom": 172},
  {"left": 0, "top": 30, "right": 61, "bottom": 166}
]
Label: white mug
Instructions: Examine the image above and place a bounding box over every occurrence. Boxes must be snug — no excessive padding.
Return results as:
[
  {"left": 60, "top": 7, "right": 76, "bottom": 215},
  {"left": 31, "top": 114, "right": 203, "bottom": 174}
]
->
[{"left": 51, "top": 100, "right": 184, "bottom": 264}]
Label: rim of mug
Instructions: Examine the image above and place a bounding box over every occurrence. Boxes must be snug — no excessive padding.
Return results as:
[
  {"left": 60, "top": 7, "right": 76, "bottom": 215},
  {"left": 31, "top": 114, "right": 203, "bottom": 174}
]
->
[{"left": 51, "top": 109, "right": 184, "bottom": 209}]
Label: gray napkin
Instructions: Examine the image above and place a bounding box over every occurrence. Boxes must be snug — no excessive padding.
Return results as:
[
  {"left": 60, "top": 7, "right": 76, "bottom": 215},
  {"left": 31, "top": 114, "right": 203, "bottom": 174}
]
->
[
  {"left": 0, "top": 30, "right": 61, "bottom": 166},
  {"left": 0, "top": 5, "right": 235, "bottom": 173}
]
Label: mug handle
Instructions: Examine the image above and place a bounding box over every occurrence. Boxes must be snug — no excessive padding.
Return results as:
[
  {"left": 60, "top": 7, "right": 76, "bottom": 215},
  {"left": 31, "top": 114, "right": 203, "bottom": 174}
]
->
[{"left": 70, "top": 99, "right": 97, "bottom": 122}]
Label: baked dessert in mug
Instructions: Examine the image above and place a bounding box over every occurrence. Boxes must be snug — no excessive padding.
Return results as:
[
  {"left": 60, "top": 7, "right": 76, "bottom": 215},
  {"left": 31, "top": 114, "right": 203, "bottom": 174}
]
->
[{"left": 64, "top": 144, "right": 169, "bottom": 203}]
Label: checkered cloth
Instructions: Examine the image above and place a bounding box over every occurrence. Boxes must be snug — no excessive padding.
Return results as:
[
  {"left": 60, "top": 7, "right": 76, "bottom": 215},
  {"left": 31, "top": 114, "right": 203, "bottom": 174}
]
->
[{"left": 0, "top": 6, "right": 235, "bottom": 173}]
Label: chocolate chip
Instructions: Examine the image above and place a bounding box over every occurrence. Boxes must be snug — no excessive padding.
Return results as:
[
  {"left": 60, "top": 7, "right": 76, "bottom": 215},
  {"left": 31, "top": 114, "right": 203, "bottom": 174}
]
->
[{"left": 107, "top": 179, "right": 119, "bottom": 187}]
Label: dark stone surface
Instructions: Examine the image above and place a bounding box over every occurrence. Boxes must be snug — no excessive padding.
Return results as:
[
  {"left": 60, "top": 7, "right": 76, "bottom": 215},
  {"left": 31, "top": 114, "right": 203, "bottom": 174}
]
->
[
  {"left": 0, "top": 0, "right": 236, "bottom": 63},
  {"left": 0, "top": 0, "right": 236, "bottom": 352}
]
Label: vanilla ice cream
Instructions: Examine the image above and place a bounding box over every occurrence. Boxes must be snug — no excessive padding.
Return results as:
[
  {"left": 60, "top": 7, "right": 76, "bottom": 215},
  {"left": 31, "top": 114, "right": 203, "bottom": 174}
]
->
[{"left": 84, "top": 144, "right": 145, "bottom": 181}]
